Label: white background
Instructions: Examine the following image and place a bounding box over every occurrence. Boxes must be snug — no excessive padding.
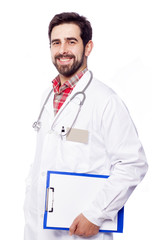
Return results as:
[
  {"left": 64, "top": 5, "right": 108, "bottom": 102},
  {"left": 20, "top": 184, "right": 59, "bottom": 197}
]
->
[{"left": 0, "top": 0, "right": 159, "bottom": 239}]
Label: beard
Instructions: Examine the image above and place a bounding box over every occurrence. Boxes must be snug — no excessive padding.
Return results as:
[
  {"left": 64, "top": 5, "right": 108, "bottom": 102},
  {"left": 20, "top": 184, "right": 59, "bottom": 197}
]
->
[{"left": 53, "top": 50, "right": 85, "bottom": 77}]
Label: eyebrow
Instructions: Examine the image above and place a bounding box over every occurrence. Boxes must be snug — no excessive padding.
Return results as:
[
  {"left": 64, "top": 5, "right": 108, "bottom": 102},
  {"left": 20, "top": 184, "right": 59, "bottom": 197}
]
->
[
  {"left": 66, "top": 37, "right": 78, "bottom": 42},
  {"left": 51, "top": 39, "right": 60, "bottom": 44},
  {"left": 51, "top": 37, "right": 78, "bottom": 44}
]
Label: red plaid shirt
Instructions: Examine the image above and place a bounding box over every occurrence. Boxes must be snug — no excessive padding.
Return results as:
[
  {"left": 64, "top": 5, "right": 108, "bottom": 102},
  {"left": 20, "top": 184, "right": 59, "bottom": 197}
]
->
[{"left": 52, "top": 68, "right": 88, "bottom": 115}]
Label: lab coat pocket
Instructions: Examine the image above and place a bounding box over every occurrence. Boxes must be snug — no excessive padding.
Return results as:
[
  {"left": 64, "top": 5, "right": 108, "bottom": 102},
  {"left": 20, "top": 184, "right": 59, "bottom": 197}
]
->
[
  {"left": 66, "top": 128, "right": 89, "bottom": 144},
  {"left": 60, "top": 138, "right": 90, "bottom": 172}
]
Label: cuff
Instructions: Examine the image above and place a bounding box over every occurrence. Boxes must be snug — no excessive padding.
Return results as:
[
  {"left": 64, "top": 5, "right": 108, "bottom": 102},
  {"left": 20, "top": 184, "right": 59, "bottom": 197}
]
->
[{"left": 82, "top": 207, "right": 105, "bottom": 227}]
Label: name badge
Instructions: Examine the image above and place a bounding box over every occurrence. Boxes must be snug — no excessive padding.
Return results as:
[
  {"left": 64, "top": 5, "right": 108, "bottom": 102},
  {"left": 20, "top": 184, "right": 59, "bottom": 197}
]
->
[{"left": 66, "top": 128, "right": 89, "bottom": 144}]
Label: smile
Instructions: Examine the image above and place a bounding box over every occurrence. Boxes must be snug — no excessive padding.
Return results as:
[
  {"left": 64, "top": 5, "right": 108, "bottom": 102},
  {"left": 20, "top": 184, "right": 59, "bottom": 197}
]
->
[
  {"left": 55, "top": 55, "right": 75, "bottom": 65},
  {"left": 58, "top": 58, "right": 72, "bottom": 63}
]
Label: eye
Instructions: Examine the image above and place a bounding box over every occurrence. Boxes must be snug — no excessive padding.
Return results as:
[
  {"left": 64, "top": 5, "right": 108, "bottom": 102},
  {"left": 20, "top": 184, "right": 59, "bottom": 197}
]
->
[
  {"left": 68, "top": 40, "right": 76, "bottom": 45},
  {"left": 52, "top": 41, "right": 60, "bottom": 46}
]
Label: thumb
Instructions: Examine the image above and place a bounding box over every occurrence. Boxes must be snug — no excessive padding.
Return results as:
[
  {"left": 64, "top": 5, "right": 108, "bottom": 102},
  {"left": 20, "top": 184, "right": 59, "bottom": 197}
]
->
[{"left": 69, "top": 218, "right": 78, "bottom": 236}]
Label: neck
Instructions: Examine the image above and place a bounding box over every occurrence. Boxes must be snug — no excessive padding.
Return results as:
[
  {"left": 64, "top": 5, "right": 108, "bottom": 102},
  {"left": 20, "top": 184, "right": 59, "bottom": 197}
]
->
[{"left": 59, "top": 75, "right": 72, "bottom": 86}]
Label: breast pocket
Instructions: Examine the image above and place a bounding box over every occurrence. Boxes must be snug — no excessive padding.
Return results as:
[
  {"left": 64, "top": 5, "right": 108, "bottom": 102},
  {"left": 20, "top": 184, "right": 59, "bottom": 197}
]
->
[
  {"left": 66, "top": 128, "right": 89, "bottom": 144},
  {"left": 58, "top": 134, "right": 90, "bottom": 173}
]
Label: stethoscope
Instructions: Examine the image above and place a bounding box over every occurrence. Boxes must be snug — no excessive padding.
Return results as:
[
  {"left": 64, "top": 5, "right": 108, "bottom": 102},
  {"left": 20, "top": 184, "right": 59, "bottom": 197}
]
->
[{"left": 32, "top": 71, "right": 93, "bottom": 136}]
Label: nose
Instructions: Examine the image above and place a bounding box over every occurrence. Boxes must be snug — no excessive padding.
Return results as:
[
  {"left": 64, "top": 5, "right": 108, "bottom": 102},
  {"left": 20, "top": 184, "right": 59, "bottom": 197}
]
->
[{"left": 59, "top": 42, "right": 68, "bottom": 55}]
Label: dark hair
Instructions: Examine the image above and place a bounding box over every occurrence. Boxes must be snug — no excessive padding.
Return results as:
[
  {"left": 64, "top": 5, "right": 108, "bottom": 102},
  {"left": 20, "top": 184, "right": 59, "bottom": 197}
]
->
[{"left": 48, "top": 12, "right": 92, "bottom": 46}]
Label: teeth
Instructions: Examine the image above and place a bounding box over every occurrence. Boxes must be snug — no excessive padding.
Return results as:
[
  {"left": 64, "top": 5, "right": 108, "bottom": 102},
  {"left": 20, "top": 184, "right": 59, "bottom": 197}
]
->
[{"left": 59, "top": 58, "right": 71, "bottom": 62}]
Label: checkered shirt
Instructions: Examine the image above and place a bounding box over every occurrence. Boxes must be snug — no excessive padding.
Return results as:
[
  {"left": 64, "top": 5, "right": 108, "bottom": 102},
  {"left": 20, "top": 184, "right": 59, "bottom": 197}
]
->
[{"left": 52, "top": 68, "right": 88, "bottom": 115}]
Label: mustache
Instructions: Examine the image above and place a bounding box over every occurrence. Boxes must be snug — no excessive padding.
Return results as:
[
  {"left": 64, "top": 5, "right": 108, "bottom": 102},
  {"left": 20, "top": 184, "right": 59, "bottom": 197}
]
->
[{"left": 55, "top": 54, "right": 75, "bottom": 60}]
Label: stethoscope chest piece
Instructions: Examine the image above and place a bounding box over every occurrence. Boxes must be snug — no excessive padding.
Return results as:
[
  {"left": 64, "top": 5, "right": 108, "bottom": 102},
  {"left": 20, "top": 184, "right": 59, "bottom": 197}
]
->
[{"left": 32, "top": 121, "right": 41, "bottom": 131}]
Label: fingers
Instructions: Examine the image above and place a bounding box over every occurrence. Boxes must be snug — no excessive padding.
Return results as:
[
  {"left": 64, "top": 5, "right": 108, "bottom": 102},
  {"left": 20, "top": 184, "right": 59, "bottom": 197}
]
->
[
  {"left": 69, "top": 214, "right": 99, "bottom": 237},
  {"left": 69, "top": 218, "right": 78, "bottom": 236}
]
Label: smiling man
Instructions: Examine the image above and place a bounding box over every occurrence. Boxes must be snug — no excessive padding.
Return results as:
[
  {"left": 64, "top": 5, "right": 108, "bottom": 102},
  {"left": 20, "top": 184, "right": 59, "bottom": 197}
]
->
[
  {"left": 24, "top": 12, "right": 148, "bottom": 240},
  {"left": 50, "top": 20, "right": 93, "bottom": 85},
  {"left": 51, "top": 24, "right": 86, "bottom": 78}
]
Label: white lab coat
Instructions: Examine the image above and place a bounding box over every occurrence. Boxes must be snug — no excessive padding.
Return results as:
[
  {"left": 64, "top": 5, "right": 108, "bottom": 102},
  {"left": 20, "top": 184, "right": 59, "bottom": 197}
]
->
[{"left": 24, "top": 70, "right": 148, "bottom": 240}]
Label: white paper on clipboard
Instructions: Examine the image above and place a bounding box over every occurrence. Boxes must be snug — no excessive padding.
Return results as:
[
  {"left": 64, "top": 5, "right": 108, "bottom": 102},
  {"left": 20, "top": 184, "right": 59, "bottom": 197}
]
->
[{"left": 43, "top": 171, "right": 124, "bottom": 233}]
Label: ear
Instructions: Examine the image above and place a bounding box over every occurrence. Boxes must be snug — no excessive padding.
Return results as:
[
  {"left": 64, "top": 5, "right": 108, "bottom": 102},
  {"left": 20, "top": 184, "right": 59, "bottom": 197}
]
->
[{"left": 85, "top": 40, "right": 94, "bottom": 57}]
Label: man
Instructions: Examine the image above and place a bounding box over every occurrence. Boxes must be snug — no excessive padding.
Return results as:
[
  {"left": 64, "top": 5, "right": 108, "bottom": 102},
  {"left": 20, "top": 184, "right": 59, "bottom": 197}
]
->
[{"left": 24, "top": 12, "right": 148, "bottom": 240}]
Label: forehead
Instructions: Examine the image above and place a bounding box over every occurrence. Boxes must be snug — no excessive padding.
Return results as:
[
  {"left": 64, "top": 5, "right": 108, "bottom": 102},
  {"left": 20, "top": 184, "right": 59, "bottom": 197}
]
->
[{"left": 51, "top": 23, "right": 81, "bottom": 40}]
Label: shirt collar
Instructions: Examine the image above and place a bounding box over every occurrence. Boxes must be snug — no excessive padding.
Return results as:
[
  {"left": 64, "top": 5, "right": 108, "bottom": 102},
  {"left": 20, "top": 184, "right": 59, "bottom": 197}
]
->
[{"left": 52, "top": 68, "right": 88, "bottom": 94}]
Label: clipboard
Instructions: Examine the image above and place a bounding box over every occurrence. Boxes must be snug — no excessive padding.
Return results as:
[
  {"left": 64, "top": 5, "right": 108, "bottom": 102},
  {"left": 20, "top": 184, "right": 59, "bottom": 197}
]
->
[{"left": 43, "top": 171, "right": 124, "bottom": 233}]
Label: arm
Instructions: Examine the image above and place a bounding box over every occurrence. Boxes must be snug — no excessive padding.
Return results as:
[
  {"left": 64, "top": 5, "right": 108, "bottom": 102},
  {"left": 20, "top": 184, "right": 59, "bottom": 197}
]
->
[
  {"left": 82, "top": 94, "right": 148, "bottom": 226},
  {"left": 69, "top": 94, "right": 148, "bottom": 236}
]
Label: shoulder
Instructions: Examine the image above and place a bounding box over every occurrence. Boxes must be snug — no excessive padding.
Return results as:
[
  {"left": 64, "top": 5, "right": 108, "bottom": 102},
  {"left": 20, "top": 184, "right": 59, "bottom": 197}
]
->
[
  {"left": 91, "top": 77, "right": 115, "bottom": 95},
  {"left": 88, "top": 74, "right": 117, "bottom": 105},
  {"left": 88, "top": 74, "right": 130, "bottom": 117}
]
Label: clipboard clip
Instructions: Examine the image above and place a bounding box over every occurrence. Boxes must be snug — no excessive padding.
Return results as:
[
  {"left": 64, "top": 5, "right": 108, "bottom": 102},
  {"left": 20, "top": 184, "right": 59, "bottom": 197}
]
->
[{"left": 46, "top": 187, "right": 54, "bottom": 212}]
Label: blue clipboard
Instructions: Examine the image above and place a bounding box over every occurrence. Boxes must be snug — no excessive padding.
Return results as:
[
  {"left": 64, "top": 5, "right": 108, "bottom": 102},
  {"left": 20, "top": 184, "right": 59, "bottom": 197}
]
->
[{"left": 43, "top": 171, "right": 124, "bottom": 233}]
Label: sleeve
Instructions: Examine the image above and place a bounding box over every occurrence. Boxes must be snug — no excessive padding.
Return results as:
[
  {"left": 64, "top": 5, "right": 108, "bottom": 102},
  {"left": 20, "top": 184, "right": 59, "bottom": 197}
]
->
[{"left": 82, "top": 94, "right": 148, "bottom": 227}]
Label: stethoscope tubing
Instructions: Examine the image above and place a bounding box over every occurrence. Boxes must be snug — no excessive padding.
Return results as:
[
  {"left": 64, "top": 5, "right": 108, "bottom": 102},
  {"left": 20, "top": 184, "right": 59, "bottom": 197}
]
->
[{"left": 33, "top": 71, "right": 93, "bottom": 133}]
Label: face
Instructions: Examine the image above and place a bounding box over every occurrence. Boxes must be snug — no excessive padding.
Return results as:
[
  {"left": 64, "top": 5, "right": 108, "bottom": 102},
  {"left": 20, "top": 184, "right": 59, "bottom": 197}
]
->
[{"left": 50, "top": 23, "right": 91, "bottom": 78}]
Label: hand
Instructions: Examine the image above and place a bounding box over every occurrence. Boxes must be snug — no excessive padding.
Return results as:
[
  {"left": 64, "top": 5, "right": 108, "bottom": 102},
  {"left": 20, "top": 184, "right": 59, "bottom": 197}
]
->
[{"left": 69, "top": 213, "right": 99, "bottom": 237}]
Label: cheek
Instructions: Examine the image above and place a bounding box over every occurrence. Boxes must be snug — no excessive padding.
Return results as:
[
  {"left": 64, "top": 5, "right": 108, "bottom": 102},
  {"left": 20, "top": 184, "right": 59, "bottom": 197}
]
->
[
  {"left": 51, "top": 47, "right": 57, "bottom": 57},
  {"left": 75, "top": 48, "right": 85, "bottom": 61},
  {"left": 51, "top": 51, "right": 57, "bottom": 63}
]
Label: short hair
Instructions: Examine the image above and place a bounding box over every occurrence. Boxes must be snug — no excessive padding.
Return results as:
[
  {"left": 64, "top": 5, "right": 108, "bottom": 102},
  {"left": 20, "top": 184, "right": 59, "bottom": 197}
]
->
[{"left": 48, "top": 12, "right": 92, "bottom": 47}]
